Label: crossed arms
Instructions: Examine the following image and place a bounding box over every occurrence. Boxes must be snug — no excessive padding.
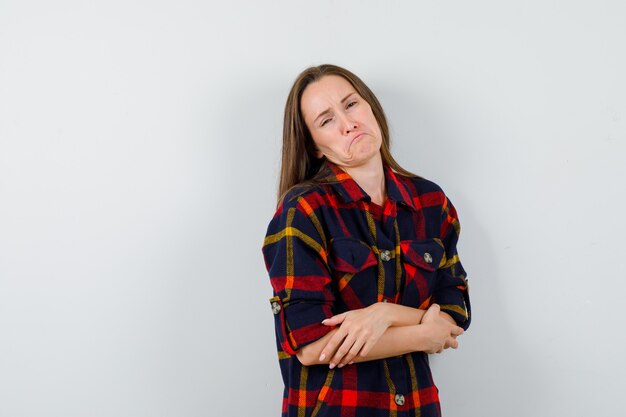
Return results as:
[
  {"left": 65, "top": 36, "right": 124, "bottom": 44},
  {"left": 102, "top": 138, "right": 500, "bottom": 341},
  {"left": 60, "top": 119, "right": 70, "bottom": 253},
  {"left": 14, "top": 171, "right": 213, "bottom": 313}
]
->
[{"left": 296, "top": 302, "right": 464, "bottom": 368}]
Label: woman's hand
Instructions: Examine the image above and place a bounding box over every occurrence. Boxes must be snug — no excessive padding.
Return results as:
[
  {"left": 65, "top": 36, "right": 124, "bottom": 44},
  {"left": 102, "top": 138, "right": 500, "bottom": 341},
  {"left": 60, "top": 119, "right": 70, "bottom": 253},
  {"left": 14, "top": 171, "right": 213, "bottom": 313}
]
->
[
  {"left": 316, "top": 303, "right": 464, "bottom": 368},
  {"left": 419, "top": 304, "right": 464, "bottom": 354},
  {"left": 319, "top": 303, "right": 391, "bottom": 369}
]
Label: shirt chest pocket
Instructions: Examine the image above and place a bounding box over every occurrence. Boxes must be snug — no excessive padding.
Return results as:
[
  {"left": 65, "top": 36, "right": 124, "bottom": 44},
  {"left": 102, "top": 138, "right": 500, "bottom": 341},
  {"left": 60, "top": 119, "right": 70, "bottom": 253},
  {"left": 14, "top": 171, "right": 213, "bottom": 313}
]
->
[
  {"left": 400, "top": 239, "right": 445, "bottom": 305},
  {"left": 328, "top": 237, "right": 378, "bottom": 306}
]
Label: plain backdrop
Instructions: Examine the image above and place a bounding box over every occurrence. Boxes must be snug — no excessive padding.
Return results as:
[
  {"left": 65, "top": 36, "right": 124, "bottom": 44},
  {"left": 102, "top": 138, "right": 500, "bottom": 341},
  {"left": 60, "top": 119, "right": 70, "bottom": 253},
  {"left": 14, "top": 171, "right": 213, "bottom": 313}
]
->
[{"left": 1, "top": 1, "right": 625, "bottom": 416}]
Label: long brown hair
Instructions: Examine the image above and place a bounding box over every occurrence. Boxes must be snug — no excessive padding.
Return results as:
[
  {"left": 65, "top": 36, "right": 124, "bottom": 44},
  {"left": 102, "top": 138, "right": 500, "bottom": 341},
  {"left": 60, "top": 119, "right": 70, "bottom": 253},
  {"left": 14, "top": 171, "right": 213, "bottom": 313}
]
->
[{"left": 278, "top": 64, "right": 416, "bottom": 202}]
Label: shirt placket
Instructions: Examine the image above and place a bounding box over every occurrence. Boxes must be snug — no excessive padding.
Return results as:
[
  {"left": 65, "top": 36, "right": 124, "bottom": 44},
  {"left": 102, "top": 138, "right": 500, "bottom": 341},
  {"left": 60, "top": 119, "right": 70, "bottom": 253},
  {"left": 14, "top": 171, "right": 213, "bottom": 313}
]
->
[
  {"left": 362, "top": 200, "right": 402, "bottom": 301},
  {"left": 363, "top": 200, "right": 412, "bottom": 415}
]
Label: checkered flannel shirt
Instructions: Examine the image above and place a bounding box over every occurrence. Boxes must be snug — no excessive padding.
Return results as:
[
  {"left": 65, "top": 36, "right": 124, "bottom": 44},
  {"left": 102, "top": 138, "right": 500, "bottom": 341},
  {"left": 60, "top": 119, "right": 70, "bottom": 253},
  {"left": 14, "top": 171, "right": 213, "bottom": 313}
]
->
[{"left": 262, "top": 161, "right": 471, "bottom": 417}]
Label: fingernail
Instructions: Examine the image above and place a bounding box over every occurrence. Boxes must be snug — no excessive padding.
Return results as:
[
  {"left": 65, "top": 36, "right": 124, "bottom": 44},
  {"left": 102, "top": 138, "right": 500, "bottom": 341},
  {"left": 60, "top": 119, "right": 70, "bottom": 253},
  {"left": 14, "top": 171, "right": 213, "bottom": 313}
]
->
[
  {"left": 349, "top": 361, "right": 354, "bottom": 365},
  {"left": 319, "top": 353, "right": 326, "bottom": 361},
  {"left": 338, "top": 363, "right": 344, "bottom": 368},
  {"left": 329, "top": 363, "right": 336, "bottom": 369},
  {"left": 321, "top": 319, "right": 327, "bottom": 324}
]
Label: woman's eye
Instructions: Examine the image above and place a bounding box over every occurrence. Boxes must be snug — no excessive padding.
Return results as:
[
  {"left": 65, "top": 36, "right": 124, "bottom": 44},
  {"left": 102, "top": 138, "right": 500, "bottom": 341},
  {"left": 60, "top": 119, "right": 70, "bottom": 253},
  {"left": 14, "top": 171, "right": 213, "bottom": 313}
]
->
[
  {"left": 321, "top": 118, "right": 331, "bottom": 126},
  {"left": 347, "top": 101, "right": 357, "bottom": 108}
]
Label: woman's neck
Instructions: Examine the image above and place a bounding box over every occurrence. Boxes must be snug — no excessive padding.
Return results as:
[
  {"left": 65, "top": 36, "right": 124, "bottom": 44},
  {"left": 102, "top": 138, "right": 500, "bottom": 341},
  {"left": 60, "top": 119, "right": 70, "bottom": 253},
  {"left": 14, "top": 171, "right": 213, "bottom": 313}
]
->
[{"left": 342, "top": 154, "right": 386, "bottom": 206}]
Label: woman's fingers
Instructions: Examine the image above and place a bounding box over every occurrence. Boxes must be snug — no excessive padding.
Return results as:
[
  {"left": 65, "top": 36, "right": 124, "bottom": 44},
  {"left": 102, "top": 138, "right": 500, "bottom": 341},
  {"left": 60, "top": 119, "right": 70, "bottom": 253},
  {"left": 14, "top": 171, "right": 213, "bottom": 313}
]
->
[
  {"left": 445, "top": 336, "right": 459, "bottom": 349},
  {"left": 359, "top": 339, "right": 374, "bottom": 358},
  {"left": 321, "top": 304, "right": 393, "bottom": 367},
  {"left": 451, "top": 325, "right": 464, "bottom": 336},
  {"left": 319, "top": 329, "right": 348, "bottom": 362},
  {"left": 445, "top": 326, "right": 463, "bottom": 349},
  {"left": 424, "top": 303, "right": 440, "bottom": 320},
  {"left": 322, "top": 313, "right": 347, "bottom": 326},
  {"left": 419, "top": 303, "right": 467, "bottom": 353},
  {"left": 329, "top": 335, "right": 357, "bottom": 369},
  {"left": 337, "top": 338, "right": 365, "bottom": 368}
]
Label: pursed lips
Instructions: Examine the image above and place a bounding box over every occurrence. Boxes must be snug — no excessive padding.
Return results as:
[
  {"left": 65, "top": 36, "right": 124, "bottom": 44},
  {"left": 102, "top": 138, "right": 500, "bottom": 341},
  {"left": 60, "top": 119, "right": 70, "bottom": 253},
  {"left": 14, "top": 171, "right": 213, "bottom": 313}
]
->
[{"left": 348, "top": 132, "right": 366, "bottom": 150}]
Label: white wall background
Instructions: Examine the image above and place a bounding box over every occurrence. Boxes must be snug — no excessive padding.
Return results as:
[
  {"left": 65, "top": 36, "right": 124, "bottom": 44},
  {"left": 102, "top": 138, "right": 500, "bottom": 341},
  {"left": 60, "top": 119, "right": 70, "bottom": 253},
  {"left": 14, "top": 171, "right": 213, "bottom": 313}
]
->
[{"left": 1, "top": 1, "right": 624, "bottom": 416}]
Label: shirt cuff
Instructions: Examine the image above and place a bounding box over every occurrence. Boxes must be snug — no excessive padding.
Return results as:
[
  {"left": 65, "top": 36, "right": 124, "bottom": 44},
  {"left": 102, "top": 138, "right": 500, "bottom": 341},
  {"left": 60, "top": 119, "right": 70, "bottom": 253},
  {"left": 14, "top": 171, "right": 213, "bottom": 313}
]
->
[{"left": 269, "top": 296, "right": 334, "bottom": 355}]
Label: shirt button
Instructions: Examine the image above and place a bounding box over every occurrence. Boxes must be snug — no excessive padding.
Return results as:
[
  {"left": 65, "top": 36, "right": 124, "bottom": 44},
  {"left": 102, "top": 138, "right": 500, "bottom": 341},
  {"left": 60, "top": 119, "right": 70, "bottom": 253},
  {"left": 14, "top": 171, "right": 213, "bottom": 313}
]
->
[
  {"left": 271, "top": 301, "right": 281, "bottom": 315},
  {"left": 394, "top": 394, "right": 405, "bottom": 406},
  {"left": 423, "top": 252, "right": 433, "bottom": 264},
  {"left": 380, "top": 250, "right": 391, "bottom": 262}
]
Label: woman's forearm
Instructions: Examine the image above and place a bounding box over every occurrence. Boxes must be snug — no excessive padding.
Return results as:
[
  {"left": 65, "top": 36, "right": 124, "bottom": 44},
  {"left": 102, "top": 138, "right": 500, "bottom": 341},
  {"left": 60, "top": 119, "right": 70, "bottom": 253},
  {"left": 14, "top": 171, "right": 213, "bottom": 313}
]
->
[
  {"left": 297, "top": 325, "right": 425, "bottom": 366},
  {"left": 381, "top": 303, "right": 457, "bottom": 327},
  {"left": 351, "top": 325, "right": 426, "bottom": 362},
  {"left": 376, "top": 302, "right": 425, "bottom": 326},
  {"left": 296, "top": 304, "right": 462, "bottom": 367}
]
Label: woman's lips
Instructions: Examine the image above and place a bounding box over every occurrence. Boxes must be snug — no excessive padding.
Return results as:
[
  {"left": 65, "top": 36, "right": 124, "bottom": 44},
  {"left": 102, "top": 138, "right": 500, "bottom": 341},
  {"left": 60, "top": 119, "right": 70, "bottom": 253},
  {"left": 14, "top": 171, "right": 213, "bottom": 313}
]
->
[
  {"left": 350, "top": 133, "right": 365, "bottom": 148},
  {"left": 348, "top": 132, "right": 367, "bottom": 151}
]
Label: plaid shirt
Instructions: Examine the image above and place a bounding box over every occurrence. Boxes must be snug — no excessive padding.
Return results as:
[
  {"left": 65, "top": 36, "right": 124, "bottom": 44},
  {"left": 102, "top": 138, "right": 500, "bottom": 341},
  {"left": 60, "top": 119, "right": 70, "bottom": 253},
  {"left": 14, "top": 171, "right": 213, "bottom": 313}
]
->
[{"left": 262, "top": 161, "right": 470, "bottom": 417}]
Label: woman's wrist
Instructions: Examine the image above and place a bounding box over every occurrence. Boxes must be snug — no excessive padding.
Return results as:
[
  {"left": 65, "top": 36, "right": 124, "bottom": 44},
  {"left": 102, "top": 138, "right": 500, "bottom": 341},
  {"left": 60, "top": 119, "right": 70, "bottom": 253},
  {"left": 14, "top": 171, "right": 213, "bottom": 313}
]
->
[{"left": 373, "top": 302, "right": 425, "bottom": 327}]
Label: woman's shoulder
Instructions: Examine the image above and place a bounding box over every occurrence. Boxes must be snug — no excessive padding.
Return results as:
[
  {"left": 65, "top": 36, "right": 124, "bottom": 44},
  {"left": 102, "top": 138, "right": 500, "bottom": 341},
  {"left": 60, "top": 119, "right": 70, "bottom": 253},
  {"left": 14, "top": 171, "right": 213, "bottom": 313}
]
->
[
  {"left": 279, "top": 182, "right": 331, "bottom": 210},
  {"left": 393, "top": 171, "right": 447, "bottom": 197}
]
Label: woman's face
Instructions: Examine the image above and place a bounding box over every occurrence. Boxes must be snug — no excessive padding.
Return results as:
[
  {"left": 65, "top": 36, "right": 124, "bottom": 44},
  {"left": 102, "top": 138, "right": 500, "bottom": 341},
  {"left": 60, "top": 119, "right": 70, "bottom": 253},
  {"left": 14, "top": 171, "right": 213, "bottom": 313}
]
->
[{"left": 300, "top": 75, "right": 382, "bottom": 169}]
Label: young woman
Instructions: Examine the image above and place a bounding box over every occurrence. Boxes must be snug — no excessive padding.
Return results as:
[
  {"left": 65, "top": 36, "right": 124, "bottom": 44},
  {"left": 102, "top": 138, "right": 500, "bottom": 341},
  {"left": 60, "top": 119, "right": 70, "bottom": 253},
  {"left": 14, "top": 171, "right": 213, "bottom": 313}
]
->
[{"left": 262, "top": 64, "right": 471, "bottom": 417}]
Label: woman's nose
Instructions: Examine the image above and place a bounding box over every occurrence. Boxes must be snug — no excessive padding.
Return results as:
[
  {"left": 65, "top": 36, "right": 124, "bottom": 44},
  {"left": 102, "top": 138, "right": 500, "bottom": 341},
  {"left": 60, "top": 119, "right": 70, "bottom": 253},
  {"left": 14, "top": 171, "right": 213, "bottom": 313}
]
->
[{"left": 339, "top": 114, "right": 357, "bottom": 134}]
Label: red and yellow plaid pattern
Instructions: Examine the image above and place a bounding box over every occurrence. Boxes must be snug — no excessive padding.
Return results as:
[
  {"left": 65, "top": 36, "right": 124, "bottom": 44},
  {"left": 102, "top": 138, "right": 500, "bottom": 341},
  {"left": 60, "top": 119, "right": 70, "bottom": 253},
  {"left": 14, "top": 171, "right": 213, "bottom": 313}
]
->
[{"left": 263, "top": 161, "right": 470, "bottom": 417}]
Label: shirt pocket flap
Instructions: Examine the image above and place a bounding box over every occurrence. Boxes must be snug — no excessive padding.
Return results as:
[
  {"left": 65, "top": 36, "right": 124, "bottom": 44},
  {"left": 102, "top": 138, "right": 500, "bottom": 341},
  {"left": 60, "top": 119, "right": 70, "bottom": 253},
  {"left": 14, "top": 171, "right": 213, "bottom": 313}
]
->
[
  {"left": 400, "top": 239, "right": 445, "bottom": 272},
  {"left": 329, "top": 237, "right": 377, "bottom": 273}
]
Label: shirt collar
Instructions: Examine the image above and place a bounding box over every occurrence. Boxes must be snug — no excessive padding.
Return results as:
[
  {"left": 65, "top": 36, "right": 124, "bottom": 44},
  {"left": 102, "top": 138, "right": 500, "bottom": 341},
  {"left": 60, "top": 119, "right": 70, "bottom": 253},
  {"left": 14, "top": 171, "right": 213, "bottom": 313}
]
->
[{"left": 322, "top": 160, "right": 419, "bottom": 211}]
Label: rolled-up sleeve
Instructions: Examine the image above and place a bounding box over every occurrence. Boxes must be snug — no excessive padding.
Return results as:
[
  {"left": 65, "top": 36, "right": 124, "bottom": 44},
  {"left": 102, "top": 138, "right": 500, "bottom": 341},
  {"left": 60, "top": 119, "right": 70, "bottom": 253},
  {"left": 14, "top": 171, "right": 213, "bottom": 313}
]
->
[
  {"left": 433, "top": 196, "right": 471, "bottom": 330},
  {"left": 262, "top": 193, "right": 335, "bottom": 356}
]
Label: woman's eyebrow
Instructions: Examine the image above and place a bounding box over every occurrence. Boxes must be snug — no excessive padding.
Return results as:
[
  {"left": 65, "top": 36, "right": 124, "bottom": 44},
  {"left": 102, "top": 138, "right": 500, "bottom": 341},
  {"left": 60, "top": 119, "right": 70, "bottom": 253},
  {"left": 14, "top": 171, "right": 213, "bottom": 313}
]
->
[{"left": 313, "top": 92, "right": 357, "bottom": 124}]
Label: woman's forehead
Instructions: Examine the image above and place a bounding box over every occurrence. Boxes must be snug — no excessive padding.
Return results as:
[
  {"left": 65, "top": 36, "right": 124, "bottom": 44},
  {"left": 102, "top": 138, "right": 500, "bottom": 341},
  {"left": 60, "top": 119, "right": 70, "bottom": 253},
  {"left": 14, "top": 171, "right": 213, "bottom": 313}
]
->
[
  {"left": 301, "top": 76, "right": 357, "bottom": 118},
  {"left": 304, "top": 75, "right": 355, "bottom": 100}
]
